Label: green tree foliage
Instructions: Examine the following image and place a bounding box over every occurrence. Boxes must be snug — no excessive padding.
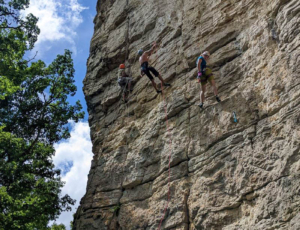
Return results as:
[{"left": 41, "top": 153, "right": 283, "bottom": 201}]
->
[
  {"left": 1, "top": 50, "right": 84, "bottom": 144},
  {"left": 50, "top": 223, "right": 67, "bottom": 230},
  {"left": 70, "top": 213, "right": 75, "bottom": 230},
  {"left": 0, "top": 1, "right": 85, "bottom": 229},
  {"left": 0, "top": 0, "right": 39, "bottom": 99},
  {"left": 0, "top": 130, "right": 75, "bottom": 229},
  {"left": 0, "top": 0, "right": 39, "bottom": 48}
]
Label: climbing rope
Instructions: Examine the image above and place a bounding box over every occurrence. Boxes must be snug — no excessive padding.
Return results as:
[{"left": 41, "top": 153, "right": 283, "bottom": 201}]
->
[
  {"left": 155, "top": 6, "right": 174, "bottom": 226},
  {"left": 120, "top": 5, "right": 177, "bottom": 227},
  {"left": 197, "top": 12, "right": 206, "bottom": 107},
  {"left": 157, "top": 83, "right": 173, "bottom": 230}
]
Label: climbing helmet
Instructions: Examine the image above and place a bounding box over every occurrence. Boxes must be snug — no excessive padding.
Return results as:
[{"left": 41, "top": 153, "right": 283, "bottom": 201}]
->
[
  {"left": 202, "top": 51, "right": 210, "bottom": 57},
  {"left": 138, "top": 49, "right": 143, "bottom": 56}
]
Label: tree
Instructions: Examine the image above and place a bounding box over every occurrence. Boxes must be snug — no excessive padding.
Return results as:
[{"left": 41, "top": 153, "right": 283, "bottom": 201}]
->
[
  {"left": 70, "top": 213, "right": 75, "bottom": 230},
  {"left": 0, "top": 1, "right": 85, "bottom": 229},
  {"left": 50, "top": 223, "right": 67, "bottom": 230},
  {"left": 0, "top": 50, "right": 84, "bottom": 144},
  {"left": 0, "top": 130, "right": 75, "bottom": 229},
  {"left": 0, "top": 51, "right": 84, "bottom": 229},
  {"left": 0, "top": 0, "right": 39, "bottom": 49},
  {"left": 0, "top": 0, "right": 40, "bottom": 99}
]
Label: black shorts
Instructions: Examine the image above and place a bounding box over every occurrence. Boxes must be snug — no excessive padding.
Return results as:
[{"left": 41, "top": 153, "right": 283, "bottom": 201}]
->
[{"left": 141, "top": 62, "right": 159, "bottom": 81}]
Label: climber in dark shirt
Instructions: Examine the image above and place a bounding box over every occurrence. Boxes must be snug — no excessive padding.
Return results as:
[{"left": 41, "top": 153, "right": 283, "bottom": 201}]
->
[
  {"left": 138, "top": 42, "right": 171, "bottom": 93},
  {"left": 196, "top": 51, "right": 221, "bottom": 108},
  {"left": 117, "top": 64, "right": 133, "bottom": 103}
]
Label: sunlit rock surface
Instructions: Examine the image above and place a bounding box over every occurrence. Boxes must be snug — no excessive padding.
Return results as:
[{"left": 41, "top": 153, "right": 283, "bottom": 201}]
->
[{"left": 74, "top": 0, "right": 300, "bottom": 229}]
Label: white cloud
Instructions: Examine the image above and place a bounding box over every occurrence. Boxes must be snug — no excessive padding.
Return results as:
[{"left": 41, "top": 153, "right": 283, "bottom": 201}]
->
[
  {"left": 53, "top": 121, "right": 93, "bottom": 229},
  {"left": 21, "top": 0, "right": 88, "bottom": 56}
]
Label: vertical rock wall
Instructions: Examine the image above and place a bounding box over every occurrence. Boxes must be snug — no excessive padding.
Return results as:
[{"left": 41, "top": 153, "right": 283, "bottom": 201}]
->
[{"left": 74, "top": 0, "right": 300, "bottom": 229}]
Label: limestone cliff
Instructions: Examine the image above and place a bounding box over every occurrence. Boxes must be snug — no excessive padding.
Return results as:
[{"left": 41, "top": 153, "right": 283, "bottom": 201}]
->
[{"left": 74, "top": 0, "right": 300, "bottom": 229}]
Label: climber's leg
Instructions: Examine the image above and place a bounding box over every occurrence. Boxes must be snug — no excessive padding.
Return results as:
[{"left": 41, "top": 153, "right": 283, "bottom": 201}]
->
[
  {"left": 141, "top": 63, "right": 162, "bottom": 93},
  {"left": 149, "top": 66, "right": 171, "bottom": 87},
  {"left": 199, "top": 83, "right": 206, "bottom": 108},
  {"left": 157, "top": 74, "right": 171, "bottom": 87},
  {"left": 209, "top": 78, "right": 221, "bottom": 102},
  {"left": 129, "top": 82, "right": 133, "bottom": 92},
  {"left": 157, "top": 74, "right": 165, "bottom": 85},
  {"left": 150, "top": 79, "right": 161, "bottom": 93},
  {"left": 209, "top": 79, "right": 218, "bottom": 96},
  {"left": 146, "top": 72, "right": 161, "bottom": 93},
  {"left": 127, "top": 78, "right": 133, "bottom": 92},
  {"left": 122, "top": 88, "right": 128, "bottom": 103}
]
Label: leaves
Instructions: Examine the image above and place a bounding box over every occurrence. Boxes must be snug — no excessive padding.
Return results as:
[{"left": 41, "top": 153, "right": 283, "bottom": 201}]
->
[
  {"left": 50, "top": 223, "right": 67, "bottom": 230},
  {"left": 0, "top": 0, "right": 39, "bottom": 48},
  {"left": 0, "top": 0, "right": 40, "bottom": 100},
  {"left": 0, "top": 128, "right": 77, "bottom": 229},
  {"left": 1, "top": 50, "right": 84, "bottom": 145},
  {"left": 0, "top": 1, "right": 84, "bottom": 229}
]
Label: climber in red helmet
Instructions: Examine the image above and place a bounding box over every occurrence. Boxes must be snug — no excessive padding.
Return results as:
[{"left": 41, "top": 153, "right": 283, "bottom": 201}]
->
[
  {"left": 196, "top": 51, "right": 221, "bottom": 108},
  {"left": 117, "top": 64, "right": 133, "bottom": 103},
  {"left": 138, "top": 42, "right": 171, "bottom": 93}
]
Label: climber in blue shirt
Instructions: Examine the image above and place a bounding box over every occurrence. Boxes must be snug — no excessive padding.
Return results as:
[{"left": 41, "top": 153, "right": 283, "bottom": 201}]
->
[{"left": 196, "top": 51, "right": 221, "bottom": 108}]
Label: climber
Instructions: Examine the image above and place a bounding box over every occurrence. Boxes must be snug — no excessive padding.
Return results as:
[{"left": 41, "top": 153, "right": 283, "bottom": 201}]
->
[
  {"left": 196, "top": 51, "right": 221, "bottom": 108},
  {"left": 117, "top": 64, "right": 133, "bottom": 103},
  {"left": 138, "top": 42, "right": 171, "bottom": 93}
]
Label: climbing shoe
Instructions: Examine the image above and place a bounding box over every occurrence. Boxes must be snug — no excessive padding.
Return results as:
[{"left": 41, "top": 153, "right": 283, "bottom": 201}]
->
[
  {"left": 199, "top": 103, "right": 204, "bottom": 108},
  {"left": 157, "top": 90, "right": 162, "bottom": 94},
  {"left": 216, "top": 96, "right": 221, "bottom": 103},
  {"left": 163, "top": 83, "right": 171, "bottom": 87}
]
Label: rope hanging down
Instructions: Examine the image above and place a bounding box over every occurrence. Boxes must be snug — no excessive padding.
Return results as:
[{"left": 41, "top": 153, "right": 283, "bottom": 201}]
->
[
  {"left": 123, "top": 4, "right": 174, "bottom": 227},
  {"left": 157, "top": 83, "right": 173, "bottom": 230}
]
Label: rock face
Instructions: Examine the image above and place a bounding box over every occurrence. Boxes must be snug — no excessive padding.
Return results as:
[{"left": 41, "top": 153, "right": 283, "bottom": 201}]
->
[{"left": 74, "top": 0, "right": 300, "bottom": 229}]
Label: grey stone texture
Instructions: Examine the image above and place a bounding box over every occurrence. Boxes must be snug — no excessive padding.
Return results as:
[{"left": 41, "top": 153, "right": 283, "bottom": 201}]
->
[{"left": 74, "top": 0, "right": 300, "bottom": 229}]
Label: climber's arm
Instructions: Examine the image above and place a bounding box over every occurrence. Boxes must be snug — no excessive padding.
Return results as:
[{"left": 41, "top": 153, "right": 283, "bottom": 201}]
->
[
  {"left": 197, "top": 58, "right": 202, "bottom": 72},
  {"left": 144, "top": 42, "right": 156, "bottom": 56},
  {"left": 140, "top": 70, "right": 145, "bottom": 77}
]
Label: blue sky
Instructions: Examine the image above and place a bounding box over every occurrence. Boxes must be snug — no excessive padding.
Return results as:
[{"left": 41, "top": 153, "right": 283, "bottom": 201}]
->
[
  {"left": 23, "top": 0, "right": 97, "bottom": 120},
  {"left": 22, "top": 0, "right": 97, "bottom": 228}
]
